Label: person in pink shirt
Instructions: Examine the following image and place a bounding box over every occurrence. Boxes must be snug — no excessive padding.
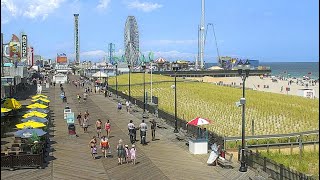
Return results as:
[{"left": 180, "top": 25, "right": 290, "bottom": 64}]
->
[{"left": 130, "top": 144, "right": 136, "bottom": 165}]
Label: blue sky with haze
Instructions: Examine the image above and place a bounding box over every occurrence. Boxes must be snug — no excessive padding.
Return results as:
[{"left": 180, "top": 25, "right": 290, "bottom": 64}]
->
[{"left": 1, "top": 0, "right": 319, "bottom": 62}]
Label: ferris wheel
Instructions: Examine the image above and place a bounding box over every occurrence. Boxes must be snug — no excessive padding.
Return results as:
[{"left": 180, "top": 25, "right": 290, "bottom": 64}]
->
[{"left": 124, "top": 16, "right": 139, "bottom": 67}]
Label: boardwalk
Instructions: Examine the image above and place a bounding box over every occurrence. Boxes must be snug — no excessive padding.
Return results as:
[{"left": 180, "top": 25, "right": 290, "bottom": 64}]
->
[{"left": 1, "top": 75, "right": 258, "bottom": 180}]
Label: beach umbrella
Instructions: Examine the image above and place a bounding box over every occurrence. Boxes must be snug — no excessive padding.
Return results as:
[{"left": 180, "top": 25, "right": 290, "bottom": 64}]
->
[
  {"left": 16, "top": 121, "right": 46, "bottom": 129},
  {"left": 187, "top": 117, "right": 211, "bottom": 126},
  {"left": 31, "top": 98, "right": 50, "bottom": 103},
  {"left": 22, "top": 111, "right": 47, "bottom": 118},
  {"left": 26, "top": 103, "right": 48, "bottom": 109},
  {"left": 3, "top": 98, "right": 22, "bottom": 110},
  {"left": 14, "top": 128, "right": 47, "bottom": 138},
  {"left": 31, "top": 94, "right": 48, "bottom": 99},
  {"left": 1, "top": 107, "right": 12, "bottom": 113},
  {"left": 21, "top": 116, "right": 48, "bottom": 123},
  {"left": 26, "top": 108, "right": 49, "bottom": 114}
]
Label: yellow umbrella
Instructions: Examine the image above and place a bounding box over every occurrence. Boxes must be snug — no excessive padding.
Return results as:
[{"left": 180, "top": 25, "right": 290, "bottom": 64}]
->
[
  {"left": 16, "top": 120, "right": 46, "bottom": 129},
  {"left": 1, "top": 107, "right": 12, "bottom": 113},
  {"left": 3, "top": 98, "right": 22, "bottom": 110},
  {"left": 31, "top": 98, "right": 50, "bottom": 103},
  {"left": 26, "top": 103, "right": 48, "bottom": 109},
  {"left": 32, "top": 94, "right": 48, "bottom": 99},
  {"left": 22, "top": 111, "right": 47, "bottom": 118}
]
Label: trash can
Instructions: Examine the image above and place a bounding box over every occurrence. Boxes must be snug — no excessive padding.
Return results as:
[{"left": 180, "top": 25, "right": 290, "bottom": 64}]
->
[{"left": 68, "top": 124, "right": 76, "bottom": 135}]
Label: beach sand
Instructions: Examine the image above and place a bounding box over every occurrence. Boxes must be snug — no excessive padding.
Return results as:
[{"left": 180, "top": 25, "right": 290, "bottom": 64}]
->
[{"left": 186, "top": 76, "right": 319, "bottom": 99}]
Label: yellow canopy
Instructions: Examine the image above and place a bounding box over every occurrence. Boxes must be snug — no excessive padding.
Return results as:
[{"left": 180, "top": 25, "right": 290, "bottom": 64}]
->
[
  {"left": 31, "top": 98, "right": 50, "bottom": 103},
  {"left": 1, "top": 107, "right": 12, "bottom": 113},
  {"left": 22, "top": 111, "right": 47, "bottom": 118},
  {"left": 3, "top": 98, "right": 22, "bottom": 110},
  {"left": 16, "top": 121, "right": 46, "bottom": 129},
  {"left": 26, "top": 103, "right": 48, "bottom": 109},
  {"left": 32, "top": 94, "right": 48, "bottom": 99}
]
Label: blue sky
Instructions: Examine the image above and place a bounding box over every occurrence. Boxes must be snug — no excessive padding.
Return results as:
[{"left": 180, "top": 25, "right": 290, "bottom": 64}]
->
[{"left": 1, "top": 0, "right": 319, "bottom": 62}]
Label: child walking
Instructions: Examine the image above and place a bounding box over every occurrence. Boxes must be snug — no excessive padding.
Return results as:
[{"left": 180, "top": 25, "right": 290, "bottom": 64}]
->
[
  {"left": 124, "top": 145, "right": 131, "bottom": 164},
  {"left": 130, "top": 144, "right": 136, "bottom": 165},
  {"left": 91, "top": 144, "right": 97, "bottom": 159}
]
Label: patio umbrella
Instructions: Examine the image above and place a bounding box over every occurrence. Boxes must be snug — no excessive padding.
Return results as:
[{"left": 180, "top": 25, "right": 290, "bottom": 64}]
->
[
  {"left": 31, "top": 94, "right": 48, "bottom": 99},
  {"left": 3, "top": 98, "right": 22, "bottom": 110},
  {"left": 187, "top": 117, "right": 211, "bottom": 138},
  {"left": 14, "top": 128, "right": 47, "bottom": 138},
  {"left": 1, "top": 107, "right": 12, "bottom": 113},
  {"left": 187, "top": 117, "right": 211, "bottom": 126},
  {"left": 31, "top": 98, "right": 50, "bottom": 103},
  {"left": 16, "top": 121, "right": 46, "bottom": 129},
  {"left": 21, "top": 116, "right": 48, "bottom": 123},
  {"left": 26, "top": 108, "right": 49, "bottom": 114},
  {"left": 26, "top": 103, "right": 48, "bottom": 109},
  {"left": 22, "top": 111, "right": 47, "bottom": 118}
]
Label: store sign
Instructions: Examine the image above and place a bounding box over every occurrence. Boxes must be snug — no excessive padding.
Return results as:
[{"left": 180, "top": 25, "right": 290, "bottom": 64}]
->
[{"left": 21, "top": 35, "right": 27, "bottom": 58}]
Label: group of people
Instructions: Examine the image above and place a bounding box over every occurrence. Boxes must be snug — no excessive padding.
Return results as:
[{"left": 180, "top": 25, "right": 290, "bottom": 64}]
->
[
  {"left": 89, "top": 136, "right": 137, "bottom": 165},
  {"left": 127, "top": 119, "right": 157, "bottom": 145},
  {"left": 76, "top": 110, "right": 90, "bottom": 133}
]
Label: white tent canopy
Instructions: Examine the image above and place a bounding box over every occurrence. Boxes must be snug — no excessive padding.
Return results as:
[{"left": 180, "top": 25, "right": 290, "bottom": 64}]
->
[{"left": 91, "top": 71, "right": 108, "bottom": 78}]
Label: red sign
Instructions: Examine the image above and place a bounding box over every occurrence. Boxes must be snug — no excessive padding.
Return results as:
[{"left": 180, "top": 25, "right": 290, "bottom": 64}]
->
[{"left": 56, "top": 56, "right": 67, "bottom": 64}]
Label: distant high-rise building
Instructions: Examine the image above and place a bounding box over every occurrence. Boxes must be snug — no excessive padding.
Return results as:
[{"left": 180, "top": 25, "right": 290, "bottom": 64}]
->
[{"left": 74, "top": 14, "right": 80, "bottom": 64}]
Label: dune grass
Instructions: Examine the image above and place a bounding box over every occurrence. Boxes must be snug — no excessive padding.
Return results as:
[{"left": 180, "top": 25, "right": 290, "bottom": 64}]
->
[{"left": 108, "top": 73, "right": 319, "bottom": 137}]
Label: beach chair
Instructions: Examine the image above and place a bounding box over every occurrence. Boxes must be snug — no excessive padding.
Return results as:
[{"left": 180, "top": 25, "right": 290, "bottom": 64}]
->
[{"left": 217, "top": 151, "right": 233, "bottom": 168}]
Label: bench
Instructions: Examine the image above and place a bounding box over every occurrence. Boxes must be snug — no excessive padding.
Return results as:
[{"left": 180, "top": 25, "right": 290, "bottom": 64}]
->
[{"left": 217, "top": 152, "right": 233, "bottom": 168}]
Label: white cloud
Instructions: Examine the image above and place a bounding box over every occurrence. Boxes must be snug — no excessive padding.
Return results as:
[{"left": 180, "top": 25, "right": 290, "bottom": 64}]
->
[
  {"left": 97, "top": 0, "right": 111, "bottom": 9},
  {"left": 127, "top": 0, "right": 162, "bottom": 12},
  {"left": 23, "top": 0, "right": 65, "bottom": 20},
  {"left": 1, "top": 0, "right": 65, "bottom": 23}
]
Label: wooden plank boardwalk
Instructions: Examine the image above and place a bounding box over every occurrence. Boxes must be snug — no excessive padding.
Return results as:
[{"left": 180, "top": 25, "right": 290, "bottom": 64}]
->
[{"left": 1, "top": 75, "right": 258, "bottom": 180}]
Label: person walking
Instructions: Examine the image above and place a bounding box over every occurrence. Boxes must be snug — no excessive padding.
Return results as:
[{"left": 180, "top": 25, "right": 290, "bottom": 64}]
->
[
  {"left": 96, "top": 119, "right": 102, "bottom": 138},
  {"left": 124, "top": 144, "right": 131, "bottom": 164},
  {"left": 116, "top": 139, "right": 125, "bottom": 165},
  {"left": 126, "top": 100, "right": 130, "bottom": 113},
  {"left": 77, "top": 94, "right": 81, "bottom": 103},
  {"left": 128, "top": 120, "right": 136, "bottom": 144},
  {"left": 89, "top": 136, "right": 97, "bottom": 159},
  {"left": 105, "top": 120, "right": 111, "bottom": 138},
  {"left": 150, "top": 119, "right": 156, "bottom": 141},
  {"left": 139, "top": 120, "right": 148, "bottom": 145},
  {"left": 117, "top": 102, "right": 122, "bottom": 112},
  {"left": 77, "top": 112, "right": 82, "bottom": 127},
  {"left": 100, "top": 136, "right": 110, "bottom": 158},
  {"left": 83, "top": 115, "right": 89, "bottom": 133},
  {"left": 83, "top": 92, "right": 88, "bottom": 103},
  {"left": 130, "top": 144, "right": 136, "bottom": 165}
]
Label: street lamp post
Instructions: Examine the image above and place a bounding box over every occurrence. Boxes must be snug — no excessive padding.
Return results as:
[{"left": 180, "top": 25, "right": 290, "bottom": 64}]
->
[
  {"left": 173, "top": 63, "right": 179, "bottom": 133},
  {"left": 142, "top": 63, "right": 146, "bottom": 113},
  {"left": 237, "top": 61, "right": 250, "bottom": 172},
  {"left": 150, "top": 62, "right": 153, "bottom": 104},
  {"left": 115, "top": 63, "right": 118, "bottom": 98},
  {"left": 128, "top": 64, "right": 131, "bottom": 102}
]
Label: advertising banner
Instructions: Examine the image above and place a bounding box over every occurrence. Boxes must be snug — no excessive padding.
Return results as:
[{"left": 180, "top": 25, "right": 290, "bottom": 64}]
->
[
  {"left": 9, "top": 41, "right": 21, "bottom": 59},
  {"left": 21, "top": 35, "right": 27, "bottom": 58},
  {"left": 56, "top": 56, "right": 67, "bottom": 64},
  {"left": 27, "top": 47, "right": 34, "bottom": 66}
]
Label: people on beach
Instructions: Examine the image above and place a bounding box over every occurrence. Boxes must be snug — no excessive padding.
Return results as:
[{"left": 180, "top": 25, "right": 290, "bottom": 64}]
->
[
  {"left": 83, "top": 115, "right": 89, "bottom": 133},
  {"left": 116, "top": 139, "right": 125, "bottom": 165},
  {"left": 105, "top": 120, "right": 111, "bottom": 138},
  {"left": 100, "top": 136, "right": 110, "bottom": 158},
  {"left": 89, "top": 136, "right": 97, "bottom": 159},
  {"left": 150, "top": 119, "right": 156, "bottom": 141},
  {"left": 139, "top": 120, "right": 148, "bottom": 145},
  {"left": 77, "top": 112, "right": 82, "bottom": 127},
  {"left": 130, "top": 144, "right": 136, "bottom": 165},
  {"left": 96, "top": 119, "right": 102, "bottom": 138},
  {"left": 124, "top": 144, "right": 130, "bottom": 163}
]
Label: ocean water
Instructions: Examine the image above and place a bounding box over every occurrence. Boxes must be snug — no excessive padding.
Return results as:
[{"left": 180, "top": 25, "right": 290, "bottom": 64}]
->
[{"left": 205, "top": 62, "right": 319, "bottom": 79}]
